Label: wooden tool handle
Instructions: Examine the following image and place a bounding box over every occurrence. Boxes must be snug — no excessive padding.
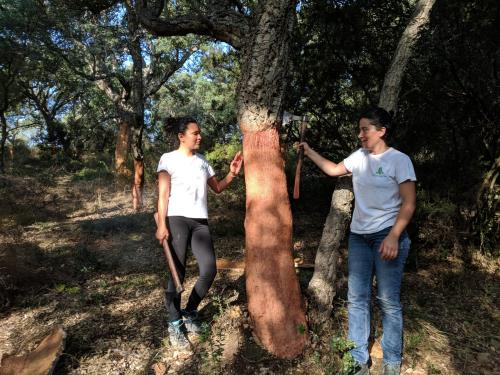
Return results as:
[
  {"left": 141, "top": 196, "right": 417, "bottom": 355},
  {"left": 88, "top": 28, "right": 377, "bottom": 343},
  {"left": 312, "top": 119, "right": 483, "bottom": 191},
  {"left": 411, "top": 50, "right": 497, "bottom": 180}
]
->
[
  {"left": 293, "top": 119, "right": 308, "bottom": 199},
  {"left": 154, "top": 212, "right": 184, "bottom": 293}
]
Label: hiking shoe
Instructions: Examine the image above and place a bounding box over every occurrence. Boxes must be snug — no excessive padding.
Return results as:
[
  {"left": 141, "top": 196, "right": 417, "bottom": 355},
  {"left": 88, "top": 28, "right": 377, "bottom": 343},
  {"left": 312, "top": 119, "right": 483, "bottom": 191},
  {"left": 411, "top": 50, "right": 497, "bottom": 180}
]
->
[
  {"left": 181, "top": 309, "right": 202, "bottom": 334},
  {"left": 167, "top": 319, "right": 190, "bottom": 349},
  {"left": 381, "top": 363, "right": 400, "bottom": 375},
  {"left": 350, "top": 363, "right": 370, "bottom": 375}
]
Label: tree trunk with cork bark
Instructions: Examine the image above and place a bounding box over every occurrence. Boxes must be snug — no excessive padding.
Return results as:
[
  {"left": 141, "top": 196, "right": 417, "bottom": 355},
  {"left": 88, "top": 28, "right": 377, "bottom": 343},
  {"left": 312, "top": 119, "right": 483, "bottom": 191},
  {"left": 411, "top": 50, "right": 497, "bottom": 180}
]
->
[
  {"left": 307, "top": 0, "right": 437, "bottom": 319},
  {"left": 134, "top": 0, "right": 307, "bottom": 358},
  {"left": 236, "top": 0, "right": 307, "bottom": 358}
]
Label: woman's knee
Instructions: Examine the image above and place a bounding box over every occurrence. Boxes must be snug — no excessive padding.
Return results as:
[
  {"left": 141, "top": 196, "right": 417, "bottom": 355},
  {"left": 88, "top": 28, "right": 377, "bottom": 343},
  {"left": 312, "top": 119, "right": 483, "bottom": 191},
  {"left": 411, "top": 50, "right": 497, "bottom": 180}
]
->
[
  {"left": 376, "top": 294, "right": 401, "bottom": 313},
  {"left": 200, "top": 261, "right": 217, "bottom": 281}
]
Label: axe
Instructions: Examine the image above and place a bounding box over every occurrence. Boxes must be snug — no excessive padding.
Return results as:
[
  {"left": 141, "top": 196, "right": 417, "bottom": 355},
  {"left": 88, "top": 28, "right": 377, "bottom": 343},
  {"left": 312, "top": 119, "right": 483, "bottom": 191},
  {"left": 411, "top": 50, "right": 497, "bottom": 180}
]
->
[
  {"left": 293, "top": 115, "right": 309, "bottom": 199},
  {"left": 154, "top": 212, "right": 184, "bottom": 293}
]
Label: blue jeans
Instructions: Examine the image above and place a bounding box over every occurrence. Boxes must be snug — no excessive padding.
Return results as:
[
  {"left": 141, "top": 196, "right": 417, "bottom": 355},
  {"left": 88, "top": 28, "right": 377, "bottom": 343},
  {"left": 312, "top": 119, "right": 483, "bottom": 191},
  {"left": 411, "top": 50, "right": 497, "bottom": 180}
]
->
[{"left": 347, "top": 226, "right": 410, "bottom": 365}]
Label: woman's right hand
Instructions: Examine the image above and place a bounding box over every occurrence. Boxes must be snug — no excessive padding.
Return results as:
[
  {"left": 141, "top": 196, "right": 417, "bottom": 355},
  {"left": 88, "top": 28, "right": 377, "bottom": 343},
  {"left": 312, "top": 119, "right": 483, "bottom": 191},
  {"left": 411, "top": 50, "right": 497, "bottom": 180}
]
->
[
  {"left": 156, "top": 225, "right": 169, "bottom": 244},
  {"left": 296, "top": 141, "right": 312, "bottom": 156}
]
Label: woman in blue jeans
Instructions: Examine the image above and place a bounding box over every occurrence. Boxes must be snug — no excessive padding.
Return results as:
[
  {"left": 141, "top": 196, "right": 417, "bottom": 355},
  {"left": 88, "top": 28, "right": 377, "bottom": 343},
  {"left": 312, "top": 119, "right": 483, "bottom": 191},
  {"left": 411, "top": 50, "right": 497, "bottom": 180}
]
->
[{"left": 299, "top": 107, "right": 416, "bottom": 375}]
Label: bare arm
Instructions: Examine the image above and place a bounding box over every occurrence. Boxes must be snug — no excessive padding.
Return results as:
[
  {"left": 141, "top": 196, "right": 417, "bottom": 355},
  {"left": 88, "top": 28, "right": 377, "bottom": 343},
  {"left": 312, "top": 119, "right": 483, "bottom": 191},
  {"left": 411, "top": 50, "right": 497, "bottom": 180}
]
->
[
  {"left": 299, "top": 142, "right": 350, "bottom": 177},
  {"left": 156, "top": 171, "right": 171, "bottom": 244},
  {"left": 208, "top": 151, "right": 243, "bottom": 194},
  {"left": 379, "top": 181, "right": 417, "bottom": 260}
]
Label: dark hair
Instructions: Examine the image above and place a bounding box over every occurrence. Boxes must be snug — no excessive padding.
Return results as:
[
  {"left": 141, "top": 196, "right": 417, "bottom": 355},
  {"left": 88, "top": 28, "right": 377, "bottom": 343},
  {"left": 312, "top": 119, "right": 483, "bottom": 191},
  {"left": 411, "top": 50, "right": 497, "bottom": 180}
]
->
[
  {"left": 358, "top": 107, "right": 395, "bottom": 140},
  {"left": 164, "top": 116, "right": 199, "bottom": 135}
]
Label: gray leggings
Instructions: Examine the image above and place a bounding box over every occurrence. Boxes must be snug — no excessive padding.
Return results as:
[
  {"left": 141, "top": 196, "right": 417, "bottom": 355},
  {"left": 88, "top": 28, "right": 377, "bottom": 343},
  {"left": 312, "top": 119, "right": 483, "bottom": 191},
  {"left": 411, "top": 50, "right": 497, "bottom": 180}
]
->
[{"left": 165, "top": 216, "right": 217, "bottom": 321}]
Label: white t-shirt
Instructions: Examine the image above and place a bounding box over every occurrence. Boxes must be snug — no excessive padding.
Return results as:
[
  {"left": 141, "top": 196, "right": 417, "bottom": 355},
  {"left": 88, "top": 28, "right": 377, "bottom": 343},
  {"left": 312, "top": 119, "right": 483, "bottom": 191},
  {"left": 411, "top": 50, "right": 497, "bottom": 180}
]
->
[
  {"left": 343, "top": 147, "right": 416, "bottom": 234},
  {"left": 157, "top": 150, "right": 215, "bottom": 219}
]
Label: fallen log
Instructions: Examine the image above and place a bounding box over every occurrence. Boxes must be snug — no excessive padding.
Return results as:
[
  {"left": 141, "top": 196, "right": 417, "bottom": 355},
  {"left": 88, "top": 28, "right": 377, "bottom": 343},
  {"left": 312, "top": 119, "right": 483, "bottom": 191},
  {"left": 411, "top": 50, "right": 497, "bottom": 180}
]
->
[{"left": 0, "top": 326, "right": 65, "bottom": 375}]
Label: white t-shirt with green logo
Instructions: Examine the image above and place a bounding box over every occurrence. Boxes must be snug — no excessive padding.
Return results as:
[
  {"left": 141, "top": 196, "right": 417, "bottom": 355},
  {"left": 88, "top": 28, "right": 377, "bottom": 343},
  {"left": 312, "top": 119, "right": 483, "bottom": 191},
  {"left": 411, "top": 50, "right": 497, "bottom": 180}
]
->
[
  {"left": 343, "top": 147, "right": 416, "bottom": 234},
  {"left": 157, "top": 150, "right": 215, "bottom": 219}
]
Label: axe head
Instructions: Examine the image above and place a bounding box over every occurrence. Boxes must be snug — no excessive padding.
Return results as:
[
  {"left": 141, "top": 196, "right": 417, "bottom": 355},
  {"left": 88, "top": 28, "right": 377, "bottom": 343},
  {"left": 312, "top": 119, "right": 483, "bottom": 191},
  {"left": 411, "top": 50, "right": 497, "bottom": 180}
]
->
[{"left": 282, "top": 111, "right": 302, "bottom": 126}]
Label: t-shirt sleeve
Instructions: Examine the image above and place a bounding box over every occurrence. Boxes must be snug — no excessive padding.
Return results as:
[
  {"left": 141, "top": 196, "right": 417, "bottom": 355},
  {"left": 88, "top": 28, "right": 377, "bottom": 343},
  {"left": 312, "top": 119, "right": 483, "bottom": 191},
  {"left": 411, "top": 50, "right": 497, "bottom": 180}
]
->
[
  {"left": 395, "top": 154, "right": 417, "bottom": 184},
  {"left": 206, "top": 162, "right": 215, "bottom": 179},
  {"left": 157, "top": 154, "right": 171, "bottom": 174},
  {"left": 343, "top": 149, "right": 361, "bottom": 173}
]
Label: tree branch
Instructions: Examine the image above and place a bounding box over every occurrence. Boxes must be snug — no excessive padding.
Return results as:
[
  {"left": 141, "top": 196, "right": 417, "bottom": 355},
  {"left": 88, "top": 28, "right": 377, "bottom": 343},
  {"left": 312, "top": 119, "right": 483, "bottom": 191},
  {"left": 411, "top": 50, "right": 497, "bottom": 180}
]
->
[
  {"left": 132, "top": 0, "right": 249, "bottom": 49},
  {"left": 145, "top": 47, "right": 196, "bottom": 97}
]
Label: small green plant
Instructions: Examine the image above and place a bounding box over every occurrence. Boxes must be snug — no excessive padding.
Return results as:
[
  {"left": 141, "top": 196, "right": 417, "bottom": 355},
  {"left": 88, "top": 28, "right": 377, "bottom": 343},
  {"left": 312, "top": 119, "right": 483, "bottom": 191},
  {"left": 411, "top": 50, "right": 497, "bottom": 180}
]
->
[
  {"left": 199, "top": 293, "right": 233, "bottom": 374},
  {"left": 405, "top": 331, "right": 424, "bottom": 357},
  {"left": 198, "top": 322, "right": 211, "bottom": 343},
  {"left": 200, "top": 324, "right": 226, "bottom": 374},
  {"left": 54, "top": 283, "right": 81, "bottom": 295},
  {"left": 297, "top": 323, "right": 306, "bottom": 335},
  {"left": 72, "top": 161, "right": 112, "bottom": 181},
  {"left": 84, "top": 292, "right": 106, "bottom": 305},
  {"left": 330, "top": 336, "right": 357, "bottom": 375},
  {"left": 118, "top": 274, "right": 154, "bottom": 290},
  {"left": 427, "top": 362, "right": 442, "bottom": 374}
]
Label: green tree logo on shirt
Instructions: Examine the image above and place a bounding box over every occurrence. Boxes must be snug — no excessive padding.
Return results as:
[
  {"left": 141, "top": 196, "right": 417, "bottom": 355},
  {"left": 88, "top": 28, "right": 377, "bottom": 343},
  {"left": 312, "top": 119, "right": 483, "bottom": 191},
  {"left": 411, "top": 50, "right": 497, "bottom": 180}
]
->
[{"left": 376, "top": 167, "right": 384, "bottom": 176}]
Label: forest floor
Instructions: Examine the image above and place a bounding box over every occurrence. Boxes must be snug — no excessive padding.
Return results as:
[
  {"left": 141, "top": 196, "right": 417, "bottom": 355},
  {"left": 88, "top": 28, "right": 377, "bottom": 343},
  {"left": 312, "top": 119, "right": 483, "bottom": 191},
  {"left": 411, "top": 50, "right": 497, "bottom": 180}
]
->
[{"left": 0, "top": 169, "right": 498, "bottom": 375}]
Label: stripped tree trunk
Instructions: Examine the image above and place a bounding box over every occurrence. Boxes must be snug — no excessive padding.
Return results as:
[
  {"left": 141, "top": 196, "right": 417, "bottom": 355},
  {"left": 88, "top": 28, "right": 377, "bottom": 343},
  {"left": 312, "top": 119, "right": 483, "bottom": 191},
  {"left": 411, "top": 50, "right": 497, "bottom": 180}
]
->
[
  {"left": 238, "top": 0, "right": 307, "bottom": 358},
  {"left": 131, "top": 125, "right": 145, "bottom": 211},
  {"left": 115, "top": 121, "right": 131, "bottom": 176},
  {"left": 307, "top": 0, "right": 437, "bottom": 318}
]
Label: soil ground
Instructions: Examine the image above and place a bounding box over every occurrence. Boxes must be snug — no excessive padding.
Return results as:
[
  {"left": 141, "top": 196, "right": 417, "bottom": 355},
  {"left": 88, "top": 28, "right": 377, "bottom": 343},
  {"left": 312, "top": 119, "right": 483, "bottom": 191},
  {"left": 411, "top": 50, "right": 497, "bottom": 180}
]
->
[{"left": 0, "top": 171, "right": 498, "bottom": 375}]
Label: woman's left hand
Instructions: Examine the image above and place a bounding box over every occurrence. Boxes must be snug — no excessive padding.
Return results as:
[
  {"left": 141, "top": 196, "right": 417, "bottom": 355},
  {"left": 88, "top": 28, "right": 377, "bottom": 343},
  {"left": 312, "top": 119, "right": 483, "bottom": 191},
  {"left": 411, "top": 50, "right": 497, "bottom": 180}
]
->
[
  {"left": 379, "top": 233, "right": 399, "bottom": 260},
  {"left": 229, "top": 151, "right": 243, "bottom": 176}
]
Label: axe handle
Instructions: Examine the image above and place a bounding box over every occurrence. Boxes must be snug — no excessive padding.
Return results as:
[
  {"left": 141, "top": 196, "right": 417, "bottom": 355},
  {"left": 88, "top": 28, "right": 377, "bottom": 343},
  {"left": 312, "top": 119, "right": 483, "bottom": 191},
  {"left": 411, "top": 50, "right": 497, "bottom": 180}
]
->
[
  {"left": 154, "top": 212, "right": 184, "bottom": 293},
  {"left": 293, "top": 121, "right": 308, "bottom": 199}
]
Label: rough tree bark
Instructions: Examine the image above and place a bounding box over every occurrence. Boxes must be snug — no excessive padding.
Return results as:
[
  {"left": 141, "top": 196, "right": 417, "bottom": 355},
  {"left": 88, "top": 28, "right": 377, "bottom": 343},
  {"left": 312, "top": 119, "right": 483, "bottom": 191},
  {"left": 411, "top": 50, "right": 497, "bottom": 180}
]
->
[
  {"left": 135, "top": 0, "right": 307, "bottom": 358},
  {"left": 307, "top": 176, "right": 353, "bottom": 319},
  {"left": 127, "top": 7, "right": 146, "bottom": 211},
  {"left": 379, "top": 0, "right": 437, "bottom": 113},
  {"left": 307, "top": 0, "right": 437, "bottom": 319},
  {"left": 237, "top": 0, "right": 307, "bottom": 358}
]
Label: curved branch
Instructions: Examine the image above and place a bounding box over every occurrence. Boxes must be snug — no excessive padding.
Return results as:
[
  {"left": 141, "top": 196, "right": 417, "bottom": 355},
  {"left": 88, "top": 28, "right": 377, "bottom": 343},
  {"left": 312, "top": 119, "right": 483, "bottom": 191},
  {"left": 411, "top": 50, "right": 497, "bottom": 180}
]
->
[{"left": 132, "top": 0, "right": 249, "bottom": 49}]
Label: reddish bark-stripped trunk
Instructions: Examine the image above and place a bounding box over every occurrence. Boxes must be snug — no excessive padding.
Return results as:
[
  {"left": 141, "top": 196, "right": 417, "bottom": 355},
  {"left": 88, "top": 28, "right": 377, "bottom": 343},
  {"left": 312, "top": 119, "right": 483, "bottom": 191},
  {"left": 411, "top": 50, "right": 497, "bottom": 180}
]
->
[
  {"left": 132, "top": 158, "right": 144, "bottom": 211},
  {"left": 243, "top": 128, "right": 307, "bottom": 358},
  {"left": 235, "top": 0, "right": 307, "bottom": 358},
  {"left": 231, "top": 0, "right": 307, "bottom": 357},
  {"left": 115, "top": 121, "right": 131, "bottom": 176}
]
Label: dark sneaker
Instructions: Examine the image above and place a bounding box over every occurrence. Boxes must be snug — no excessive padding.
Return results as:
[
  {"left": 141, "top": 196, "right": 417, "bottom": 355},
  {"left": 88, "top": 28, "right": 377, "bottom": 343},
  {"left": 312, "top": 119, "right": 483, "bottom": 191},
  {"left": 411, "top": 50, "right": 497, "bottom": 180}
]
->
[
  {"left": 381, "top": 363, "right": 400, "bottom": 375},
  {"left": 352, "top": 363, "right": 371, "bottom": 375},
  {"left": 181, "top": 309, "right": 202, "bottom": 334},
  {"left": 167, "top": 319, "right": 190, "bottom": 349}
]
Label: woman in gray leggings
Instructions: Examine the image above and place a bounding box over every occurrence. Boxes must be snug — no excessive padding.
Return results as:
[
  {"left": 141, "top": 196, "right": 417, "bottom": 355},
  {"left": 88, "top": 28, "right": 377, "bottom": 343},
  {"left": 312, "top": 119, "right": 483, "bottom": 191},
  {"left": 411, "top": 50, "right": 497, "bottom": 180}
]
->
[{"left": 155, "top": 116, "right": 243, "bottom": 348}]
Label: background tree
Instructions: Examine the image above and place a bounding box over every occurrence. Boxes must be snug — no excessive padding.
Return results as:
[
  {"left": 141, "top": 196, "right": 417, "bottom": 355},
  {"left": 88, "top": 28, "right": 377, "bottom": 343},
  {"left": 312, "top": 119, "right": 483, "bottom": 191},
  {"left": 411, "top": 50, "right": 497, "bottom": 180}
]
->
[
  {"left": 400, "top": 0, "right": 499, "bottom": 253},
  {"left": 0, "top": 1, "right": 38, "bottom": 172},
  {"left": 305, "top": 0, "right": 437, "bottom": 319},
  {"left": 40, "top": 1, "right": 197, "bottom": 209},
  {"left": 0, "top": 40, "right": 24, "bottom": 173}
]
